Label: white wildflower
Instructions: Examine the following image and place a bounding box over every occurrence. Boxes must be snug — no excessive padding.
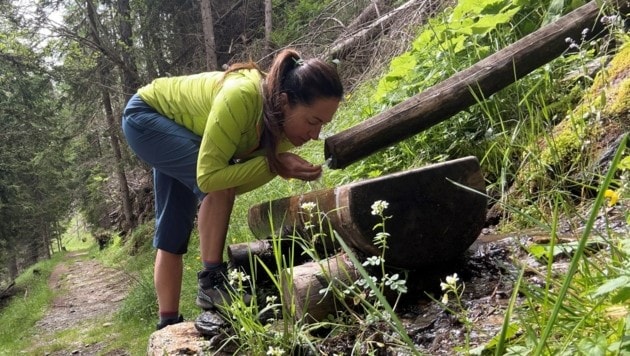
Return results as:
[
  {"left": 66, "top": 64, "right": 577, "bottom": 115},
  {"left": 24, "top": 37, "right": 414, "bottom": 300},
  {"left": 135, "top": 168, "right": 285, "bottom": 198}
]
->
[
  {"left": 228, "top": 269, "right": 250, "bottom": 286},
  {"left": 300, "top": 201, "right": 317, "bottom": 212},
  {"left": 374, "top": 231, "right": 390, "bottom": 246},
  {"left": 362, "top": 256, "right": 382, "bottom": 266},
  {"left": 446, "top": 273, "right": 459, "bottom": 286},
  {"left": 600, "top": 15, "right": 619, "bottom": 25},
  {"left": 371, "top": 200, "right": 389, "bottom": 216},
  {"left": 385, "top": 273, "right": 408, "bottom": 293},
  {"left": 267, "top": 346, "right": 285, "bottom": 355}
]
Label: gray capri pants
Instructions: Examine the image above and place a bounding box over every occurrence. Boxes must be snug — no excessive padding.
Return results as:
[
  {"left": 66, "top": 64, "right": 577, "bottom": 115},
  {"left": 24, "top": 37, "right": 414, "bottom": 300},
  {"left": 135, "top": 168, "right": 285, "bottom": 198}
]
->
[{"left": 121, "top": 94, "right": 206, "bottom": 254}]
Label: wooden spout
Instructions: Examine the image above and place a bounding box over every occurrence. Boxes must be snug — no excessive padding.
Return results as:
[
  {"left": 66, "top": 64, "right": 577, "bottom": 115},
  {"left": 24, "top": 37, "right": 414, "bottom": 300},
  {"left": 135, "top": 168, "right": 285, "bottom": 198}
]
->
[{"left": 248, "top": 156, "right": 487, "bottom": 269}]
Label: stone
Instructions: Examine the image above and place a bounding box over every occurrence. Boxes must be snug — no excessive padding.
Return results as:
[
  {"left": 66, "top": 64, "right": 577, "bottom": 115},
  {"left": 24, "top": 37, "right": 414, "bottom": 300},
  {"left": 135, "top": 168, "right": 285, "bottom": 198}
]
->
[
  {"left": 146, "top": 321, "right": 212, "bottom": 355},
  {"left": 194, "top": 311, "right": 230, "bottom": 337}
]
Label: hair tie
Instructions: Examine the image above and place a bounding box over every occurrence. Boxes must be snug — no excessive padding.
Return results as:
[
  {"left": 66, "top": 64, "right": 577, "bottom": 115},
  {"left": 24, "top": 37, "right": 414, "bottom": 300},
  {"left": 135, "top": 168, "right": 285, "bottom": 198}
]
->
[{"left": 293, "top": 57, "right": 304, "bottom": 67}]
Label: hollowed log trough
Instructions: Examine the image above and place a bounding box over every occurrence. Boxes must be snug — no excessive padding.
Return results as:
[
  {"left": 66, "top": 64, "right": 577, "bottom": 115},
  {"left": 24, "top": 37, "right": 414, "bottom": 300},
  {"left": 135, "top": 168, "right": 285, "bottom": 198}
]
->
[{"left": 246, "top": 156, "right": 487, "bottom": 270}]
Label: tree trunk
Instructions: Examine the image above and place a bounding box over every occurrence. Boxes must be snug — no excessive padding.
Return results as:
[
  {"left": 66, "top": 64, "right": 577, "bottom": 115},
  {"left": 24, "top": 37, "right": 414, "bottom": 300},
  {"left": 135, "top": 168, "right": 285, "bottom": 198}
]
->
[
  {"left": 200, "top": 0, "right": 218, "bottom": 71},
  {"left": 264, "top": 0, "right": 273, "bottom": 55},
  {"left": 86, "top": 0, "right": 135, "bottom": 232},
  {"left": 42, "top": 220, "right": 51, "bottom": 259},
  {"left": 101, "top": 83, "right": 135, "bottom": 232},
  {"left": 117, "top": 0, "right": 140, "bottom": 102},
  {"left": 7, "top": 252, "right": 18, "bottom": 281},
  {"left": 324, "top": 0, "right": 626, "bottom": 169}
]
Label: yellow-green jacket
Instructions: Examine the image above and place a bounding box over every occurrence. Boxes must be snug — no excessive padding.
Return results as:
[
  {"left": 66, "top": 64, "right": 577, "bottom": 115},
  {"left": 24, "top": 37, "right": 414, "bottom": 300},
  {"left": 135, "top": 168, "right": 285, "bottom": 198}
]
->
[{"left": 138, "top": 69, "right": 291, "bottom": 195}]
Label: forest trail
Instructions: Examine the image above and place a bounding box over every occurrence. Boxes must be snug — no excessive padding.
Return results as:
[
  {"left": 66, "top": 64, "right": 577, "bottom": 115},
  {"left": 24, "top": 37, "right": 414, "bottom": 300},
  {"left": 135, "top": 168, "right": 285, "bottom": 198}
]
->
[{"left": 26, "top": 250, "right": 132, "bottom": 355}]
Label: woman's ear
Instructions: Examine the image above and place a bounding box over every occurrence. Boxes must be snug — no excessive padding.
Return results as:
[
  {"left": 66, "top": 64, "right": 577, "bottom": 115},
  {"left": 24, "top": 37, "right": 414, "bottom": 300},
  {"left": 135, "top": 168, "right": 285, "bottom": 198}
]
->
[{"left": 279, "top": 93, "right": 289, "bottom": 111}]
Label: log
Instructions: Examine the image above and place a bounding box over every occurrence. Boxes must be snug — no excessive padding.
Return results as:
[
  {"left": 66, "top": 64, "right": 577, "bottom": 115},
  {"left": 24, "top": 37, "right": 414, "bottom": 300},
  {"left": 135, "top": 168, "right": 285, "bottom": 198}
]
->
[
  {"left": 0, "top": 281, "right": 15, "bottom": 300},
  {"left": 248, "top": 156, "right": 486, "bottom": 269},
  {"left": 323, "top": 0, "right": 424, "bottom": 60},
  {"left": 282, "top": 253, "right": 359, "bottom": 323},
  {"left": 324, "top": 0, "right": 630, "bottom": 169},
  {"left": 227, "top": 239, "right": 274, "bottom": 277},
  {"left": 227, "top": 238, "right": 320, "bottom": 279},
  {"left": 344, "top": 0, "right": 388, "bottom": 34}
]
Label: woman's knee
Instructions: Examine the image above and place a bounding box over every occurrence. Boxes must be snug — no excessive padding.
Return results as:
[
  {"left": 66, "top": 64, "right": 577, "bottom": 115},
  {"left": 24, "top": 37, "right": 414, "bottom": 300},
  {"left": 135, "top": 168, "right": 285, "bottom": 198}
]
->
[{"left": 205, "top": 188, "right": 236, "bottom": 204}]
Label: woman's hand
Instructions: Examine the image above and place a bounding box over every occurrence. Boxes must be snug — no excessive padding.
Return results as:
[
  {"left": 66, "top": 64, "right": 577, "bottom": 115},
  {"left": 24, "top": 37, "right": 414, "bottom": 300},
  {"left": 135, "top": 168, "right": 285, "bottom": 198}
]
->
[{"left": 276, "top": 152, "right": 322, "bottom": 181}]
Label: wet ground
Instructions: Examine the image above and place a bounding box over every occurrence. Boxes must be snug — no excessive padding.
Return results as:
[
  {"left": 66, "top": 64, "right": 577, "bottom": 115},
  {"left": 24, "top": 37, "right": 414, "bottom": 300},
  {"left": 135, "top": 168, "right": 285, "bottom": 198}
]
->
[
  {"left": 312, "top": 202, "right": 628, "bottom": 355},
  {"left": 311, "top": 232, "right": 518, "bottom": 355}
]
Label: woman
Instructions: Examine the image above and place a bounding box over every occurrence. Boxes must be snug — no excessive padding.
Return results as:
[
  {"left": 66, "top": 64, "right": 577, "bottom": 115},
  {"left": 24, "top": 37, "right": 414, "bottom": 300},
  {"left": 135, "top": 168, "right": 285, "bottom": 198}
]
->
[{"left": 121, "top": 49, "right": 343, "bottom": 330}]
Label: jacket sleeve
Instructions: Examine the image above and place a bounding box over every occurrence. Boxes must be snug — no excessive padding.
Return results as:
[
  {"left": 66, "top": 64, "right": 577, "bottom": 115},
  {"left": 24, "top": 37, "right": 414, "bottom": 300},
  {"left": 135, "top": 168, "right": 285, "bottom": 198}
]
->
[{"left": 196, "top": 78, "right": 276, "bottom": 195}]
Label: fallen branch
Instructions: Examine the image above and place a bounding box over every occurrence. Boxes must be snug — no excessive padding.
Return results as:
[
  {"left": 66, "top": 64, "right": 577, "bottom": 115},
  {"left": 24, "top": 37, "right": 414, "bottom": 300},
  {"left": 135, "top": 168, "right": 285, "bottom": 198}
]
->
[
  {"left": 0, "top": 280, "right": 16, "bottom": 300},
  {"left": 324, "top": 0, "right": 423, "bottom": 60}
]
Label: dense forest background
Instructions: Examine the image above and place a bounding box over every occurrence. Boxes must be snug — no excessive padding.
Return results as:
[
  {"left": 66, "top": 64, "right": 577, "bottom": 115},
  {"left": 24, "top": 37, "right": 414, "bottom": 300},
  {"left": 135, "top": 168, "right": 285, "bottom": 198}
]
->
[{"left": 0, "top": 0, "right": 448, "bottom": 286}]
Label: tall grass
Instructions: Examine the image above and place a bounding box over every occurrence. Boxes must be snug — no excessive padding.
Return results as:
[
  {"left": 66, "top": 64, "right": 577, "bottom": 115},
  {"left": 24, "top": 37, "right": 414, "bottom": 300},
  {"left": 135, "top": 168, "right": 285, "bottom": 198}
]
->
[
  {"left": 472, "top": 136, "right": 628, "bottom": 355},
  {"left": 0, "top": 255, "right": 60, "bottom": 352}
]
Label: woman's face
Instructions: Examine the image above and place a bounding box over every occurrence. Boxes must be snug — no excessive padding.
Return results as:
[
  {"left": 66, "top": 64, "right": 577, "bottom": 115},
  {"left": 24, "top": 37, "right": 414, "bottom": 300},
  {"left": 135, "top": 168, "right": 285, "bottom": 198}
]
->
[{"left": 281, "top": 96, "right": 340, "bottom": 147}]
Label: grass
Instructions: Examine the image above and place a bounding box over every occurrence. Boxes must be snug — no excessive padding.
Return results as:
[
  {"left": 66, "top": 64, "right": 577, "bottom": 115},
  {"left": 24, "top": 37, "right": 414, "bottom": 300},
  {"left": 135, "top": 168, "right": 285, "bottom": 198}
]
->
[
  {"left": 60, "top": 213, "right": 93, "bottom": 251},
  {"left": 0, "top": 254, "right": 60, "bottom": 353}
]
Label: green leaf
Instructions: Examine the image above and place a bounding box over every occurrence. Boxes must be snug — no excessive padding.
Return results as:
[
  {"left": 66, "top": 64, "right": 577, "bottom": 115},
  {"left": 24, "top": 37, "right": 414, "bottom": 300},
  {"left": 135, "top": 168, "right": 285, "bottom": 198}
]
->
[
  {"left": 593, "top": 276, "right": 630, "bottom": 298},
  {"left": 385, "top": 52, "right": 417, "bottom": 79},
  {"left": 577, "top": 335, "right": 607, "bottom": 356},
  {"left": 611, "top": 288, "right": 630, "bottom": 304},
  {"left": 618, "top": 156, "right": 630, "bottom": 171},
  {"left": 528, "top": 244, "right": 547, "bottom": 259},
  {"left": 469, "top": 323, "right": 519, "bottom": 355},
  {"left": 470, "top": 7, "right": 521, "bottom": 35},
  {"left": 372, "top": 52, "right": 417, "bottom": 103}
]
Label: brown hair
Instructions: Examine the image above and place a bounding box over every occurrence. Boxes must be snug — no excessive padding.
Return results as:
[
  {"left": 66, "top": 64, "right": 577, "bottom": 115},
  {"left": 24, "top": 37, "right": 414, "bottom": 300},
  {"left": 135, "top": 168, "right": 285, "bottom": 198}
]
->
[{"left": 226, "top": 49, "right": 343, "bottom": 176}]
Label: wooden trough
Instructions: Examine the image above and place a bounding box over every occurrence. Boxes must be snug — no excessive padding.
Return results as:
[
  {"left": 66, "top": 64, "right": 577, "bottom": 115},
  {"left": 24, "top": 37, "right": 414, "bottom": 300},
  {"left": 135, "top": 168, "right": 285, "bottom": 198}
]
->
[{"left": 247, "top": 156, "right": 487, "bottom": 269}]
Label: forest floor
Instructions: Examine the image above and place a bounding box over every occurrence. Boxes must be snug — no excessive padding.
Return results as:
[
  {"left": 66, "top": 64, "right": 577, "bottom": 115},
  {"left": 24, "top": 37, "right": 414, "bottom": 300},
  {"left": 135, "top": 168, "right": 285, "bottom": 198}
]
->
[
  {"left": 22, "top": 201, "right": 627, "bottom": 355},
  {"left": 25, "top": 250, "right": 132, "bottom": 355}
]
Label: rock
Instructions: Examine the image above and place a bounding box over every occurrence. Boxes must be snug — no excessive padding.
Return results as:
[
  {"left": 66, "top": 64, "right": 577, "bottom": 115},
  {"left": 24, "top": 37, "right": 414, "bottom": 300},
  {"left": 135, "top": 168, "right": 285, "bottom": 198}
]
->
[
  {"left": 146, "top": 312, "right": 238, "bottom": 355},
  {"left": 194, "top": 311, "right": 230, "bottom": 337},
  {"left": 146, "top": 322, "right": 212, "bottom": 355}
]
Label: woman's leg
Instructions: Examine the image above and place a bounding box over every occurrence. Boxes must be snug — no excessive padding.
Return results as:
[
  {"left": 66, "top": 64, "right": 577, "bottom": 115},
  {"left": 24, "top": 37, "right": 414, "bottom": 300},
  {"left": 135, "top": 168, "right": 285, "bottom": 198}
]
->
[
  {"left": 151, "top": 170, "right": 197, "bottom": 322},
  {"left": 196, "top": 187, "right": 253, "bottom": 310},
  {"left": 122, "top": 95, "right": 203, "bottom": 325},
  {"left": 154, "top": 249, "right": 183, "bottom": 315},
  {"left": 198, "top": 188, "right": 236, "bottom": 265}
]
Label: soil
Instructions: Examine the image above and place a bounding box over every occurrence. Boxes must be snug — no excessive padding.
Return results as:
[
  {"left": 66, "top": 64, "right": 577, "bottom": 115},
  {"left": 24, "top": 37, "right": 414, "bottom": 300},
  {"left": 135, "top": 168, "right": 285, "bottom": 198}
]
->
[{"left": 27, "top": 250, "right": 132, "bottom": 355}]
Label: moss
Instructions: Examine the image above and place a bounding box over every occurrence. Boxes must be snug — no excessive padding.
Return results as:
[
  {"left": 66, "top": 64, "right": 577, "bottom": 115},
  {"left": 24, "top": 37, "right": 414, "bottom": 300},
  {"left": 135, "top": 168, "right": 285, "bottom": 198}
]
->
[
  {"left": 592, "top": 43, "right": 630, "bottom": 116},
  {"left": 607, "top": 78, "right": 630, "bottom": 115},
  {"left": 534, "top": 43, "right": 630, "bottom": 178}
]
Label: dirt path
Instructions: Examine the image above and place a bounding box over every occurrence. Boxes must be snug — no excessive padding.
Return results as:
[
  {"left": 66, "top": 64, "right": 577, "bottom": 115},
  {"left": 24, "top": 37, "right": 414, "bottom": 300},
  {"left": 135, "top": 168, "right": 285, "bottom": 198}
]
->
[{"left": 28, "top": 250, "right": 132, "bottom": 355}]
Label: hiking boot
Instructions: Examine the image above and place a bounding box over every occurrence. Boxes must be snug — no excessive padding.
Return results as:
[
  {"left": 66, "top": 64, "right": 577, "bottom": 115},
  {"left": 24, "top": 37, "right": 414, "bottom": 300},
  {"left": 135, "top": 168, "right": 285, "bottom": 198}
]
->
[
  {"left": 156, "top": 314, "right": 184, "bottom": 330},
  {"left": 196, "top": 263, "right": 252, "bottom": 310}
]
